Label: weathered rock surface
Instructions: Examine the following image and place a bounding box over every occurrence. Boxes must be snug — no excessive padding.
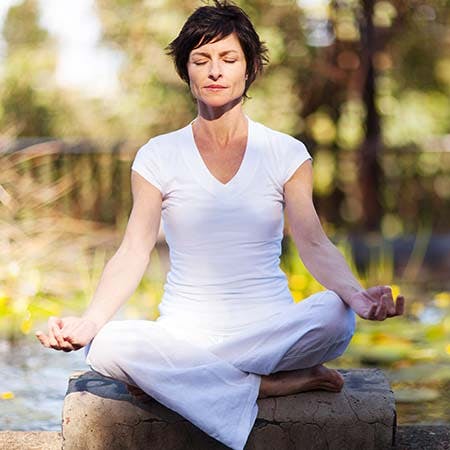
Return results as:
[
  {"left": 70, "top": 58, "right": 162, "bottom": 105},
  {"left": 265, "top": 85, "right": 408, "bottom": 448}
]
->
[
  {"left": 0, "top": 431, "right": 61, "bottom": 449},
  {"left": 2, "top": 425, "right": 448, "bottom": 450},
  {"left": 60, "top": 368, "right": 397, "bottom": 449}
]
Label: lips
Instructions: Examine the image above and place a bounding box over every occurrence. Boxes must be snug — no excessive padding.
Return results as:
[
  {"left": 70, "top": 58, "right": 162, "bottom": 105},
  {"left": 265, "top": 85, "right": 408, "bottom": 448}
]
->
[{"left": 204, "top": 85, "right": 227, "bottom": 88}]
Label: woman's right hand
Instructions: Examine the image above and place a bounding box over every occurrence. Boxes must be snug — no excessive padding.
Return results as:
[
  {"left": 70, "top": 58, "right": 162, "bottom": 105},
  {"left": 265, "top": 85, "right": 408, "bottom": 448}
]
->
[{"left": 35, "top": 316, "right": 100, "bottom": 352}]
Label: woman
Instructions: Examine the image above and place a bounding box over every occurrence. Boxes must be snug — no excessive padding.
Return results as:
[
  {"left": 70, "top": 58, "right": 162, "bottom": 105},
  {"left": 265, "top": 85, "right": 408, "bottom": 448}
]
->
[{"left": 36, "top": 2, "right": 405, "bottom": 449}]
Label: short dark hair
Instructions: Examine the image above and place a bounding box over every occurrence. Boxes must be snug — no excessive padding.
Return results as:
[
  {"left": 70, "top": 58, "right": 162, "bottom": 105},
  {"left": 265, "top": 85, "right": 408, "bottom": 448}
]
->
[{"left": 165, "top": 0, "right": 269, "bottom": 100}]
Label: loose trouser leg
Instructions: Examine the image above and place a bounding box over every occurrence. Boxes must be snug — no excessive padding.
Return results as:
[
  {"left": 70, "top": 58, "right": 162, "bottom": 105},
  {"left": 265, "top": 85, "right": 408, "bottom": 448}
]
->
[
  {"left": 84, "top": 319, "right": 260, "bottom": 450},
  {"left": 207, "top": 290, "right": 357, "bottom": 375},
  {"left": 84, "top": 290, "right": 355, "bottom": 450}
]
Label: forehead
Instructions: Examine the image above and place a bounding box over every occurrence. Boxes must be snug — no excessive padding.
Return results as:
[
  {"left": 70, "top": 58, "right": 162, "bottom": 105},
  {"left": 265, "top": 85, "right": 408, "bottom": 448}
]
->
[{"left": 190, "top": 32, "right": 243, "bottom": 56}]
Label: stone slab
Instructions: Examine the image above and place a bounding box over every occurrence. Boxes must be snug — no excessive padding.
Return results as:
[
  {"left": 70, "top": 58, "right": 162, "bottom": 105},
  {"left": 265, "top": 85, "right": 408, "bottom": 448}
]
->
[
  {"left": 62, "top": 368, "right": 396, "bottom": 450},
  {"left": 0, "top": 431, "right": 61, "bottom": 450},
  {"left": 1, "top": 425, "right": 447, "bottom": 450}
]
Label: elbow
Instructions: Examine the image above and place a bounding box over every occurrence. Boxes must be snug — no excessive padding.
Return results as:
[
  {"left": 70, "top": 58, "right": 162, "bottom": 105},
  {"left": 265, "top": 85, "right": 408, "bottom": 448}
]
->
[{"left": 293, "top": 230, "right": 329, "bottom": 254}]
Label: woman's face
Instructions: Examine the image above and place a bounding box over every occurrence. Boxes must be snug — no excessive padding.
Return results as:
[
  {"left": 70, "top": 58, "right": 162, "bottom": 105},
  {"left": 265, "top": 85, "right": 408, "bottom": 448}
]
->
[{"left": 187, "top": 32, "right": 247, "bottom": 108}]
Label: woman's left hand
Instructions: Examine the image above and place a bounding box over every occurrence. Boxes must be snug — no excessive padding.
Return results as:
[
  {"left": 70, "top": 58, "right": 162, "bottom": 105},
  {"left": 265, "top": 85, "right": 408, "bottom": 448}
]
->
[{"left": 349, "top": 285, "right": 405, "bottom": 321}]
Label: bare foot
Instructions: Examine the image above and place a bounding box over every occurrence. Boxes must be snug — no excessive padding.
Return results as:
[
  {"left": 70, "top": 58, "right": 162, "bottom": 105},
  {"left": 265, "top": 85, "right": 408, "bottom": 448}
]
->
[{"left": 258, "top": 364, "right": 344, "bottom": 398}]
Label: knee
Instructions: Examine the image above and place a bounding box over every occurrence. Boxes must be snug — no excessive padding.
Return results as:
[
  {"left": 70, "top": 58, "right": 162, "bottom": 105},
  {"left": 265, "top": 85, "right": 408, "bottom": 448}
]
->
[
  {"left": 85, "top": 321, "right": 125, "bottom": 376},
  {"left": 317, "top": 290, "right": 356, "bottom": 343}
]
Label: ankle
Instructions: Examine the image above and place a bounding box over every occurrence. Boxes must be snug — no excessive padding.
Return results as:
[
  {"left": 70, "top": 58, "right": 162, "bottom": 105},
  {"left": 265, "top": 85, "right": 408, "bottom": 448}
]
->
[{"left": 258, "top": 375, "right": 274, "bottom": 398}]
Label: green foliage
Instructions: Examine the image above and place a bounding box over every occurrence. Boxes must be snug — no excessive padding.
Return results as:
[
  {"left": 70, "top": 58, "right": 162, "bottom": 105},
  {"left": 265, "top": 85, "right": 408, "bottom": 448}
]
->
[
  {"left": 2, "top": 0, "right": 49, "bottom": 52},
  {"left": 1, "top": 0, "right": 449, "bottom": 231}
]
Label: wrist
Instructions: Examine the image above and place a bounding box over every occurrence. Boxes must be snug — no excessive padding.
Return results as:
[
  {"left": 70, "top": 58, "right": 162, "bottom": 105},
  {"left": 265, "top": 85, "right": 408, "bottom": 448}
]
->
[
  {"left": 81, "top": 312, "right": 107, "bottom": 332},
  {"left": 342, "top": 285, "right": 364, "bottom": 307}
]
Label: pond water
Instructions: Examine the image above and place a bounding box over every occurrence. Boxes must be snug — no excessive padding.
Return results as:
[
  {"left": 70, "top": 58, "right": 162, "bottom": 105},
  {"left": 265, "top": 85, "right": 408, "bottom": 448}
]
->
[
  {"left": 0, "top": 338, "right": 87, "bottom": 431},
  {"left": 0, "top": 333, "right": 448, "bottom": 431}
]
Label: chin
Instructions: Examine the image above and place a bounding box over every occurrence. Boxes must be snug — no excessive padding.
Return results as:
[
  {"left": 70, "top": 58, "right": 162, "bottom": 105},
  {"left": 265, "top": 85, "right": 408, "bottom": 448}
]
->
[{"left": 199, "top": 95, "right": 242, "bottom": 109}]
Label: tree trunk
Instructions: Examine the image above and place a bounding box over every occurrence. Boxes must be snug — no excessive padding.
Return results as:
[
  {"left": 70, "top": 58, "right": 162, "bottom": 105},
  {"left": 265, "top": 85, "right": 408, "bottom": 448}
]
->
[{"left": 359, "top": 0, "right": 383, "bottom": 231}]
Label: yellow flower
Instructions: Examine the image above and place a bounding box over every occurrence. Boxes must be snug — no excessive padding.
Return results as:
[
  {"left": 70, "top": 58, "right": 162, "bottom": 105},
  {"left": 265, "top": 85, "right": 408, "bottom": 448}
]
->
[
  {"left": 411, "top": 301, "right": 425, "bottom": 317},
  {"left": 20, "top": 314, "right": 33, "bottom": 335},
  {"left": 391, "top": 284, "right": 401, "bottom": 299},
  {"left": 1, "top": 392, "right": 14, "bottom": 400},
  {"left": 291, "top": 290, "right": 307, "bottom": 302},
  {"left": 435, "top": 292, "right": 450, "bottom": 308},
  {"left": 409, "top": 348, "right": 437, "bottom": 361},
  {"left": 289, "top": 274, "right": 308, "bottom": 290}
]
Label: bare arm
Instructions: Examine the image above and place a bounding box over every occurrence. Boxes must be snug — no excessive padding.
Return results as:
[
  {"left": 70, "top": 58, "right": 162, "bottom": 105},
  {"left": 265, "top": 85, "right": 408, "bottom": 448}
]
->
[
  {"left": 284, "top": 160, "right": 404, "bottom": 320},
  {"left": 81, "top": 170, "right": 162, "bottom": 328},
  {"left": 35, "top": 170, "right": 162, "bottom": 350},
  {"left": 284, "top": 160, "right": 362, "bottom": 303}
]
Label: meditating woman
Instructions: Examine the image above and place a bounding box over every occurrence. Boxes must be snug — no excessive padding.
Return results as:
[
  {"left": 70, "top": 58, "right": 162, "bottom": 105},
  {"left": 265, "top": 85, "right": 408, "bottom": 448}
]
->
[{"left": 36, "top": 2, "right": 405, "bottom": 449}]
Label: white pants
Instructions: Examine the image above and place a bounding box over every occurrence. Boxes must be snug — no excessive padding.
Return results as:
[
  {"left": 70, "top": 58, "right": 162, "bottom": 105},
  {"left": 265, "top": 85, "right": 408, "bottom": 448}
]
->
[{"left": 84, "top": 290, "right": 356, "bottom": 450}]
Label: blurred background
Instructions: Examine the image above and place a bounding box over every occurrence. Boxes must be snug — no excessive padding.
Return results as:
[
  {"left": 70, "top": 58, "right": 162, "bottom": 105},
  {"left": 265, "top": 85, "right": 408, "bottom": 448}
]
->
[{"left": 0, "top": 0, "right": 449, "bottom": 431}]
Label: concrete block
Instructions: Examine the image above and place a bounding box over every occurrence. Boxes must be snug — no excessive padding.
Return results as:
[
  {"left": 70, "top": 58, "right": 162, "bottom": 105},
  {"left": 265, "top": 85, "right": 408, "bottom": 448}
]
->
[{"left": 62, "top": 368, "right": 396, "bottom": 449}]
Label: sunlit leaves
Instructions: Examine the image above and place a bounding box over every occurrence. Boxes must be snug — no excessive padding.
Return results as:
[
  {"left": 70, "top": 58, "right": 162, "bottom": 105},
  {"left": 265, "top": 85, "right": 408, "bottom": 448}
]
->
[
  {"left": 306, "top": 111, "right": 336, "bottom": 145},
  {"left": 312, "top": 148, "right": 335, "bottom": 195},
  {"left": 383, "top": 90, "right": 450, "bottom": 147}
]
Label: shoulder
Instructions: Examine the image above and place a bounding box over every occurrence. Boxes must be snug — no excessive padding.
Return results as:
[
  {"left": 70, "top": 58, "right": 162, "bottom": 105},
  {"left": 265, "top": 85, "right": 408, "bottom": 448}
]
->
[
  {"left": 256, "top": 120, "right": 308, "bottom": 154},
  {"left": 249, "top": 118, "right": 309, "bottom": 162},
  {"left": 251, "top": 119, "right": 312, "bottom": 187},
  {"left": 131, "top": 124, "right": 189, "bottom": 191},
  {"left": 143, "top": 124, "right": 190, "bottom": 156}
]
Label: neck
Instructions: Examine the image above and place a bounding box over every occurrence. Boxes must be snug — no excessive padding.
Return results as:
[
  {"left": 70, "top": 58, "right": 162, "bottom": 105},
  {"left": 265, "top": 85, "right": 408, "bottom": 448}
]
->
[{"left": 193, "top": 100, "right": 247, "bottom": 146}]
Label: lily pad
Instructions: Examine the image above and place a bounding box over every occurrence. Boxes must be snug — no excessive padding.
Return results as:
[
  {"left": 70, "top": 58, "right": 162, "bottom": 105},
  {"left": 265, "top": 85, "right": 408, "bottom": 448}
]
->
[
  {"left": 394, "top": 387, "right": 440, "bottom": 403},
  {"left": 386, "top": 363, "right": 450, "bottom": 383},
  {"left": 356, "top": 344, "right": 412, "bottom": 365}
]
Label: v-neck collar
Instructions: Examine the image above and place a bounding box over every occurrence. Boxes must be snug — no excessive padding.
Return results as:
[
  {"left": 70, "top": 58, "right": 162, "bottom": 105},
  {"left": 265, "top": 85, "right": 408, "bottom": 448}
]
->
[{"left": 182, "top": 115, "right": 260, "bottom": 199}]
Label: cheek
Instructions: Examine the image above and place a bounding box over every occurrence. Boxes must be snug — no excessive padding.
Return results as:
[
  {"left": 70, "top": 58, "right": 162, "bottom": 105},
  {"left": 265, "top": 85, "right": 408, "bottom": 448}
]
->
[
  {"left": 189, "top": 71, "right": 205, "bottom": 90},
  {"left": 234, "top": 66, "right": 247, "bottom": 86},
  {"left": 186, "top": 66, "right": 197, "bottom": 85}
]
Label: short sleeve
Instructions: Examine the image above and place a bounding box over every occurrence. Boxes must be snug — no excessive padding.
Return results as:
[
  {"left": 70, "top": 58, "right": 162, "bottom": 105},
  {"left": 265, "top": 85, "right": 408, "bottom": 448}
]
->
[
  {"left": 131, "top": 141, "right": 163, "bottom": 193},
  {"left": 282, "top": 137, "right": 313, "bottom": 185}
]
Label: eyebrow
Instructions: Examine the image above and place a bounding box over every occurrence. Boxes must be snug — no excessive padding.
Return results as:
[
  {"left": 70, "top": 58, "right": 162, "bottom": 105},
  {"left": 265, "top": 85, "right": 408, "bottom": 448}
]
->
[{"left": 190, "top": 50, "right": 239, "bottom": 58}]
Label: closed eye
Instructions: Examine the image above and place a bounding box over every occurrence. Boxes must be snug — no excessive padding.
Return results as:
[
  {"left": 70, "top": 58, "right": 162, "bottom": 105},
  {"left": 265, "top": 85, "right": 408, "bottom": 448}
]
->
[{"left": 193, "top": 60, "right": 237, "bottom": 65}]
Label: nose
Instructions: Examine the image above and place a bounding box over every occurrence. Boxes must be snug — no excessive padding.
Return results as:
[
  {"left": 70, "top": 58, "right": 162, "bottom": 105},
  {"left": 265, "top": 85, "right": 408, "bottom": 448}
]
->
[{"left": 208, "top": 59, "right": 222, "bottom": 80}]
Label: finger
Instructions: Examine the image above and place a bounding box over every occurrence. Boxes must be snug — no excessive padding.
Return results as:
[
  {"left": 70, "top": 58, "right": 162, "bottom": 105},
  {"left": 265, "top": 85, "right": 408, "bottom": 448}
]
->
[
  {"left": 48, "top": 327, "right": 63, "bottom": 350},
  {"left": 394, "top": 295, "right": 405, "bottom": 316},
  {"left": 374, "top": 298, "right": 387, "bottom": 321},
  {"left": 60, "top": 333, "right": 83, "bottom": 351},
  {"left": 52, "top": 324, "right": 66, "bottom": 347},
  {"left": 47, "top": 330, "right": 59, "bottom": 348},
  {"left": 47, "top": 317, "right": 61, "bottom": 347},
  {"left": 35, "top": 331, "right": 51, "bottom": 348},
  {"left": 383, "top": 293, "right": 396, "bottom": 316},
  {"left": 382, "top": 285, "right": 392, "bottom": 296},
  {"left": 367, "top": 303, "right": 377, "bottom": 320},
  {"left": 60, "top": 341, "right": 75, "bottom": 352}
]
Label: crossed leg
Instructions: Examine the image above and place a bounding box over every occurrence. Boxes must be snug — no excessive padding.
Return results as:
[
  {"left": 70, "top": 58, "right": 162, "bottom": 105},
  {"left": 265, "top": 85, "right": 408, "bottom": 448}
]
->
[
  {"left": 206, "top": 289, "right": 356, "bottom": 398},
  {"left": 84, "top": 290, "right": 355, "bottom": 450},
  {"left": 84, "top": 318, "right": 261, "bottom": 450}
]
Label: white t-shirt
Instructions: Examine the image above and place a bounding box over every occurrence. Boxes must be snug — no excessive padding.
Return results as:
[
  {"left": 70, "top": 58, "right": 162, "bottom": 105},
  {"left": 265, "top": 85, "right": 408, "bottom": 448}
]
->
[{"left": 131, "top": 115, "right": 312, "bottom": 334}]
